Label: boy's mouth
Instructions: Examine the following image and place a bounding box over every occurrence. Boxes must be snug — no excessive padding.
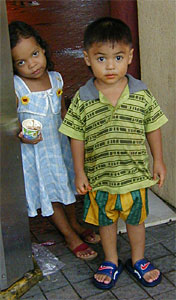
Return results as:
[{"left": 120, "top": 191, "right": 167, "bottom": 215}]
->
[{"left": 105, "top": 74, "right": 116, "bottom": 79}]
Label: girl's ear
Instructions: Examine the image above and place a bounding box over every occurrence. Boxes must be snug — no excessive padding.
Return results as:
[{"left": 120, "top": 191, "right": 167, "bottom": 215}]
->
[
  {"left": 83, "top": 51, "right": 91, "bottom": 66},
  {"left": 128, "top": 48, "right": 134, "bottom": 65}
]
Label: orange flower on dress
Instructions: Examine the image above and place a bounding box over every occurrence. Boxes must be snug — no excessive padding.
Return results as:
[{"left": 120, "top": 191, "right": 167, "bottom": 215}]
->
[
  {"left": 21, "top": 96, "right": 30, "bottom": 105},
  {"left": 56, "top": 88, "right": 63, "bottom": 97}
]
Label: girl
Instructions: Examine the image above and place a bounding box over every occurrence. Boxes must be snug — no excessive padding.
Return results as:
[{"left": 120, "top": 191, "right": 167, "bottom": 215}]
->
[{"left": 9, "top": 21, "right": 100, "bottom": 260}]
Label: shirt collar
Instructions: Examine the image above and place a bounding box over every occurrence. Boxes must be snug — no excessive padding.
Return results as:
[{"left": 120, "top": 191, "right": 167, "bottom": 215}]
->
[{"left": 79, "top": 74, "right": 147, "bottom": 101}]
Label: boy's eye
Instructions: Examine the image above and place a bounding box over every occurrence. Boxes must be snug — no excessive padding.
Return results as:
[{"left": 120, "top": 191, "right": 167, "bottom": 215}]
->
[
  {"left": 116, "top": 56, "right": 123, "bottom": 61},
  {"left": 33, "top": 50, "right": 39, "bottom": 57},
  {"left": 97, "top": 57, "right": 105, "bottom": 62},
  {"left": 18, "top": 60, "right": 25, "bottom": 66}
]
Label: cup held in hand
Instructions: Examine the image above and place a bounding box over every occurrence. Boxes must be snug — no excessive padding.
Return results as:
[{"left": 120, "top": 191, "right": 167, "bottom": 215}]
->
[{"left": 22, "top": 119, "right": 42, "bottom": 140}]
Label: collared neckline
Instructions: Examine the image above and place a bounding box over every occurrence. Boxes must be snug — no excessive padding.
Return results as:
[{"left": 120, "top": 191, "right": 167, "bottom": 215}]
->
[{"left": 79, "top": 74, "right": 147, "bottom": 101}]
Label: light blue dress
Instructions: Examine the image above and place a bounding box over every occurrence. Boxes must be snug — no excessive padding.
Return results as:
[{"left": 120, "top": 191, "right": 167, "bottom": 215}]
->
[{"left": 14, "top": 71, "right": 76, "bottom": 217}]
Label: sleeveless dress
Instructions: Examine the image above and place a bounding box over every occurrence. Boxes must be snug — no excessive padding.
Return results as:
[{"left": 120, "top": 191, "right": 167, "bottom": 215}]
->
[{"left": 14, "top": 71, "right": 76, "bottom": 217}]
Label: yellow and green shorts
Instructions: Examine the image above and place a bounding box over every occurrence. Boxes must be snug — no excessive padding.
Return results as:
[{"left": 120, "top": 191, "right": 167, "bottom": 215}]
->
[{"left": 83, "top": 188, "right": 148, "bottom": 226}]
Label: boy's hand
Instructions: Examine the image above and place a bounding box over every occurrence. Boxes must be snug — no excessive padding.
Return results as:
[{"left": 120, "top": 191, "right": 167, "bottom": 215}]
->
[
  {"left": 153, "top": 160, "right": 167, "bottom": 188},
  {"left": 75, "top": 172, "right": 92, "bottom": 195},
  {"left": 18, "top": 131, "right": 43, "bottom": 144}
]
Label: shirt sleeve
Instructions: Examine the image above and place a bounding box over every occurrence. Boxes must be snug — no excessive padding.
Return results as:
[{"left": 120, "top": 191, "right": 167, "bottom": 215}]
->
[
  {"left": 59, "top": 91, "right": 85, "bottom": 140},
  {"left": 144, "top": 90, "right": 168, "bottom": 132}
]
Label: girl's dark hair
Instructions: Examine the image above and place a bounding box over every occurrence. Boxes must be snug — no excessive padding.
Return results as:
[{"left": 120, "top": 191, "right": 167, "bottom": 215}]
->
[
  {"left": 84, "top": 17, "right": 132, "bottom": 50},
  {"left": 8, "top": 21, "right": 54, "bottom": 73}
]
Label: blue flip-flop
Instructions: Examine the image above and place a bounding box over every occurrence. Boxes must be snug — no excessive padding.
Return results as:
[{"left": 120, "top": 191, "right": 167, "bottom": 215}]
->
[
  {"left": 125, "top": 258, "right": 162, "bottom": 287},
  {"left": 93, "top": 260, "right": 123, "bottom": 290}
]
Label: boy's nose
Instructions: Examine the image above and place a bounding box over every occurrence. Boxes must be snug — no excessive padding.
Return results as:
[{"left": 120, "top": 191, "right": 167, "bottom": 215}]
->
[{"left": 106, "top": 59, "right": 115, "bottom": 69}]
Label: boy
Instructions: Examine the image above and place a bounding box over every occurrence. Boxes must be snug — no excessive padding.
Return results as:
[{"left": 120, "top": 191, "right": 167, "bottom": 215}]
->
[{"left": 59, "top": 17, "right": 168, "bottom": 289}]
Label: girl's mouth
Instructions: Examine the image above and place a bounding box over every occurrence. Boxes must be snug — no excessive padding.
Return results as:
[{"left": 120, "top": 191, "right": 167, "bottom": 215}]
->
[{"left": 32, "top": 69, "right": 40, "bottom": 75}]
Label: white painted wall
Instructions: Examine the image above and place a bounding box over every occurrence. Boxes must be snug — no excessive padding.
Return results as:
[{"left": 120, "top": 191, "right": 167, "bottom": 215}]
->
[{"left": 137, "top": 0, "right": 176, "bottom": 207}]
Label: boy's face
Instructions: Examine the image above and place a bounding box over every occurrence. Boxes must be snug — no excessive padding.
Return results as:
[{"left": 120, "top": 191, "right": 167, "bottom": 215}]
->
[{"left": 84, "top": 41, "right": 133, "bottom": 86}]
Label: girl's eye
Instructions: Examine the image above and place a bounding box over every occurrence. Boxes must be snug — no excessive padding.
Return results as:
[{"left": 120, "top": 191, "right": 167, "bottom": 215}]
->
[
  {"left": 33, "top": 51, "right": 39, "bottom": 57},
  {"left": 116, "top": 56, "right": 123, "bottom": 61},
  {"left": 98, "top": 57, "right": 105, "bottom": 62},
  {"left": 18, "top": 60, "right": 25, "bottom": 66}
]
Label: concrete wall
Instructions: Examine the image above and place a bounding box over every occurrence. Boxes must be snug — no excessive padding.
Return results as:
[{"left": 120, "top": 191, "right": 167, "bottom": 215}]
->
[{"left": 137, "top": 0, "right": 176, "bottom": 207}]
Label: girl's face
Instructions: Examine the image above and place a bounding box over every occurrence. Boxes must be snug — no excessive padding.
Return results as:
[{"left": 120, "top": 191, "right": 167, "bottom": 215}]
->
[{"left": 12, "top": 36, "right": 47, "bottom": 80}]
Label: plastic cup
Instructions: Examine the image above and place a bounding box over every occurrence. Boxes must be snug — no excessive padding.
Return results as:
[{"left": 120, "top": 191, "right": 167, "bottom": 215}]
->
[{"left": 22, "top": 119, "right": 42, "bottom": 140}]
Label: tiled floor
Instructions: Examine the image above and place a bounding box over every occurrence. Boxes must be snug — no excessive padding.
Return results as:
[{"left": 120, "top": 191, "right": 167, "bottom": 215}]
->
[{"left": 21, "top": 196, "right": 176, "bottom": 300}]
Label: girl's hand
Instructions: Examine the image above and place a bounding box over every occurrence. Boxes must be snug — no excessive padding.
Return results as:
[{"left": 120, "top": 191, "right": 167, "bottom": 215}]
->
[
  {"left": 18, "top": 131, "right": 43, "bottom": 144},
  {"left": 153, "top": 160, "right": 167, "bottom": 188},
  {"left": 75, "top": 172, "right": 92, "bottom": 195}
]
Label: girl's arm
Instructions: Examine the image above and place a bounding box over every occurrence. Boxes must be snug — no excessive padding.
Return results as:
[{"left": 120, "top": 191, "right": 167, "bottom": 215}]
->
[
  {"left": 61, "top": 96, "right": 67, "bottom": 120},
  {"left": 71, "top": 138, "right": 92, "bottom": 195},
  {"left": 16, "top": 96, "right": 43, "bottom": 144},
  {"left": 146, "top": 128, "right": 166, "bottom": 187},
  {"left": 18, "top": 131, "right": 43, "bottom": 144}
]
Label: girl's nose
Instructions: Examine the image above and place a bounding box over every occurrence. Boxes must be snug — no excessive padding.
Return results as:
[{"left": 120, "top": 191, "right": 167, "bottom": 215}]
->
[{"left": 28, "top": 59, "right": 36, "bottom": 69}]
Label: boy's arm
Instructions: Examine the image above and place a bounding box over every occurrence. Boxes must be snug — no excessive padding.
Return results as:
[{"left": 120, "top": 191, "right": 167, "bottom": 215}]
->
[
  {"left": 71, "top": 138, "right": 92, "bottom": 195},
  {"left": 146, "top": 128, "right": 166, "bottom": 187}
]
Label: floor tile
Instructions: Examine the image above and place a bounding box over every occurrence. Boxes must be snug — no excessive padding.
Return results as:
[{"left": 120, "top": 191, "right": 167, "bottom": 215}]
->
[
  {"left": 62, "top": 263, "right": 93, "bottom": 283},
  {"left": 145, "top": 242, "right": 171, "bottom": 260},
  {"left": 112, "top": 282, "right": 149, "bottom": 300},
  {"left": 164, "top": 270, "right": 176, "bottom": 286},
  {"left": 86, "top": 290, "right": 117, "bottom": 300},
  {"left": 45, "top": 285, "right": 80, "bottom": 300},
  {"left": 154, "top": 255, "right": 176, "bottom": 273},
  {"left": 73, "top": 278, "right": 104, "bottom": 298},
  {"left": 143, "top": 276, "right": 175, "bottom": 297},
  {"left": 146, "top": 224, "right": 175, "bottom": 242},
  {"left": 20, "top": 284, "right": 44, "bottom": 299},
  {"left": 153, "top": 289, "right": 176, "bottom": 300},
  {"left": 59, "top": 252, "right": 86, "bottom": 268},
  {"left": 39, "top": 271, "right": 69, "bottom": 292},
  {"left": 161, "top": 238, "right": 176, "bottom": 253}
]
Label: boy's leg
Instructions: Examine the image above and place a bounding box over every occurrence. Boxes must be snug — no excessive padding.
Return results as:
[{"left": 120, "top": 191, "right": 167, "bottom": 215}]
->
[
  {"left": 64, "top": 203, "right": 100, "bottom": 243},
  {"left": 94, "top": 221, "right": 118, "bottom": 284},
  {"left": 126, "top": 222, "right": 160, "bottom": 283},
  {"left": 50, "top": 202, "right": 97, "bottom": 259}
]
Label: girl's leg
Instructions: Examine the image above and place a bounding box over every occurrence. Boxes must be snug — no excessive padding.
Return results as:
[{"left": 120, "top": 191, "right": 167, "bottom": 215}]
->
[
  {"left": 64, "top": 203, "right": 100, "bottom": 243},
  {"left": 126, "top": 222, "right": 160, "bottom": 283},
  {"left": 50, "top": 202, "right": 96, "bottom": 259},
  {"left": 94, "top": 222, "right": 118, "bottom": 284}
]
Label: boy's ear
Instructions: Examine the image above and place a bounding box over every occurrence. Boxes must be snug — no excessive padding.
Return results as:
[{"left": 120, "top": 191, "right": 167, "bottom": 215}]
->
[
  {"left": 83, "top": 51, "right": 91, "bottom": 66},
  {"left": 128, "top": 48, "right": 134, "bottom": 65}
]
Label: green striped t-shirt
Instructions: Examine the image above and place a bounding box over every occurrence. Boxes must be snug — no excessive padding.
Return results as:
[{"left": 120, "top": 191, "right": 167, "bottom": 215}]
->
[{"left": 59, "top": 74, "right": 168, "bottom": 194}]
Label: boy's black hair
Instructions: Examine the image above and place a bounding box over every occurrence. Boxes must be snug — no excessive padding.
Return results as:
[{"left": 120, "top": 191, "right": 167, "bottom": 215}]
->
[
  {"left": 8, "top": 21, "right": 54, "bottom": 74},
  {"left": 84, "top": 17, "right": 132, "bottom": 50}
]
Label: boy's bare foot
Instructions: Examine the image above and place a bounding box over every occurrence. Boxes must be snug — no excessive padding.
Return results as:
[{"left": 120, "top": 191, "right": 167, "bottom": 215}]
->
[
  {"left": 93, "top": 261, "right": 123, "bottom": 289},
  {"left": 94, "top": 259, "right": 118, "bottom": 284},
  {"left": 143, "top": 269, "right": 160, "bottom": 283},
  {"left": 125, "top": 258, "right": 162, "bottom": 287}
]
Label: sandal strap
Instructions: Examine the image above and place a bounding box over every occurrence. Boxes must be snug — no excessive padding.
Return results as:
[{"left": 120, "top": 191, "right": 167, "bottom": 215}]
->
[
  {"left": 96, "top": 261, "right": 117, "bottom": 278},
  {"left": 80, "top": 228, "right": 94, "bottom": 239},
  {"left": 134, "top": 258, "right": 155, "bottom": 277},
  {"left": 72, "top": 242, "right": 89, "bottom": 255}
]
